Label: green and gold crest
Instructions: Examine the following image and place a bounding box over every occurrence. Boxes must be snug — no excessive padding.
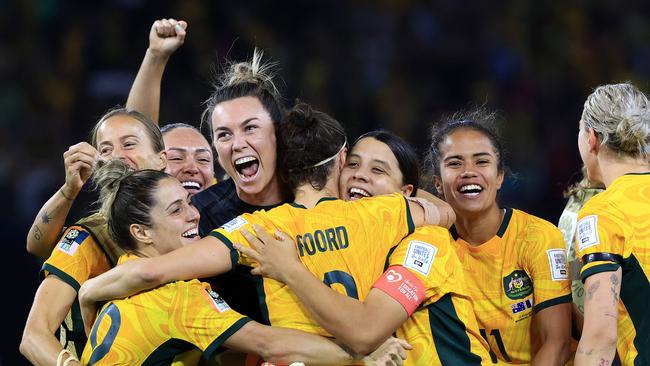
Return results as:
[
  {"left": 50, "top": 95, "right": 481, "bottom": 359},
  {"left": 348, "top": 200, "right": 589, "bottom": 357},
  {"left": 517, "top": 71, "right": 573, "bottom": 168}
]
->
[{"left": 503, "top": 270, "right": 533, "bottom": 300}]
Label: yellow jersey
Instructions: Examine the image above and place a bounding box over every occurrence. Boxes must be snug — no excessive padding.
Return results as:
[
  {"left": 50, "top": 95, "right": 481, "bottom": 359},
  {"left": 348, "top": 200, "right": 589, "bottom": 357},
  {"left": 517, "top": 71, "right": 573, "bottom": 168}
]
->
[
  {"left": 80, "top": 254, "right": 251, "bottom": 365},
  {"left": 452, "top": 208, "right": 571, "bottom": 364},
  {"left": 576, "top": 173, "right": 650, "bottom": 365},
  {"left": 41, "top": 225, "right": 113, "bottom": 356},
  {"left": 211, "top": 193, "right": 414, "bottom": 336},
  {"left": 388, "top": 226, "right": 490, "bottom": 365}
]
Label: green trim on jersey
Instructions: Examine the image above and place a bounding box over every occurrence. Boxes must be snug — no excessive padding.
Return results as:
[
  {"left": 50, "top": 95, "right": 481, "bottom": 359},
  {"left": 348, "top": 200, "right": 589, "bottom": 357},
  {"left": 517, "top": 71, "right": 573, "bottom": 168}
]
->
[
  {"left": 403, "top": 196, "right": 415, "bottom": 235},
  {"left": 428, "top": 294, "right": 483, "bottom": 365},
  {"left": 580, "top": 263, "right": 621, "bottom": 283},
  {"left": 203, "top": 317, "right": 253, "bottom": 360},
  {"left": 496, "top": 208, "right": 513, "bottom": 238},
  {"left": 533, "top": 294, "right": 572, "bottom": 314},
  {"left": 42, "top": 263, "right": 81, "bottom": 291},
  {"left": 620, "top": 254, "right": 650, "bottom": 364},
  {"left": 140, "top": 339, "right": 195, "bottom": 366},
  {"left": 210, "top": 231, "right": 239, "bottom": 269}
]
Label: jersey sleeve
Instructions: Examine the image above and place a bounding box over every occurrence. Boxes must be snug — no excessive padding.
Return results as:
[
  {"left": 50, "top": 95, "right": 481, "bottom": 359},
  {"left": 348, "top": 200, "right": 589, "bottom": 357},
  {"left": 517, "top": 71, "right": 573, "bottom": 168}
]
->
[
  {"left": 521, "top": 222, "right": 572, "bottom": 313},
  {"left": 41, "top": 225, "right": 111, "bottom": 291},
  {"left": 170, "top": 281, "right": 251, "bottom": 359},
  {"left": 377, "top": 227, "right": 456, "bottom": 309},
  {"left": 575, "top": 200, "right": 627, "bottom": 282},
  {"left": 209, "top": 213, "right": 273, "bottom": 268},
  {"left": 352, "top": 193, "right": 415, "bottom": 248}
]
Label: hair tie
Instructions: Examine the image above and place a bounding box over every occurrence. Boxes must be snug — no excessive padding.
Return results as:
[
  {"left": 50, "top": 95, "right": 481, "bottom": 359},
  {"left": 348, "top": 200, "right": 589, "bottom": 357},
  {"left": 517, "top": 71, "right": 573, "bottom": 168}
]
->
[{"left": 303, "top": 138, "right": 347, "bottom": 170}]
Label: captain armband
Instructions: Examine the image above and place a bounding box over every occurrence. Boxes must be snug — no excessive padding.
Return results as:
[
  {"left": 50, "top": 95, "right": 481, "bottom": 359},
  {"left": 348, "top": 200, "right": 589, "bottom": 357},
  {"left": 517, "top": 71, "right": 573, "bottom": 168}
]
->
[{"left": 373, "top": 265, "right": 425, "bottom": 316}]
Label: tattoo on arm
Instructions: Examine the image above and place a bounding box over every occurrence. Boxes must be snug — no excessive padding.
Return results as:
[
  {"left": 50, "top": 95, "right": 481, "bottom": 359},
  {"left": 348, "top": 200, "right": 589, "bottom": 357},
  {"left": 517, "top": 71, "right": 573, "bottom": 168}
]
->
[
  {"left": 41, "top": 211, "right": 52, "bottom": 224},
  {"left": 587, "top": 280, "right": 600, "bottom": 301},
  {"left": 33, "top": 225, "right": 42, "bottom": 241},
  {"left": 598, "top": 358, "right": 610, "bottom": 366},
  {"left": 609, "top": 273, "right": 620, "bottom": 305}
]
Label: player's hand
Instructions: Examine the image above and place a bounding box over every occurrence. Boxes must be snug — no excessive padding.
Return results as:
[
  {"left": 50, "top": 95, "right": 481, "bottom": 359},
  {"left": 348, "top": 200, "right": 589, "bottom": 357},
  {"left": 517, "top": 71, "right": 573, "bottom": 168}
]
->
[
  {"left": 148, "top": 18, "right": 187, "bottom": 58},
  {"left": 362, "top": 337, "right": 411, "bottom": 366},
  {"left": 62, "top": 142, "right": 99, "bottom": 199},
  {"left": 234, "top": 224, "right": 302, "bottom": 283},
  {"left": 78, "top": 281, "right": 98, "bottom": 336}
]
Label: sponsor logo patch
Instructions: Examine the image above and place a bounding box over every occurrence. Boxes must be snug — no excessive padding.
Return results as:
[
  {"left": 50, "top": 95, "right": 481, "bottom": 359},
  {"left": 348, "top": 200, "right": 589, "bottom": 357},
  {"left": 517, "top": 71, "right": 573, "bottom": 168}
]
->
[
  {"left": 547, "top": 249, "right": 569, "bottom": 281},
  {"left": 577, "top": 215, "right": 599, "bottom": 251},
  {"left": 503, "top": 270, "right": 533, "bottom": 300},
  {"left": 57, "top": 229, "right": 89, "bottom": 256},
  {"left": 220, "top": 217, "right": 248, "bottom": 233},
  {"left": 402, "top": 240, "right": 436, "bottom": 276},
  {"left": 206, "top": 289, "right": 231, "bottom": 313}
]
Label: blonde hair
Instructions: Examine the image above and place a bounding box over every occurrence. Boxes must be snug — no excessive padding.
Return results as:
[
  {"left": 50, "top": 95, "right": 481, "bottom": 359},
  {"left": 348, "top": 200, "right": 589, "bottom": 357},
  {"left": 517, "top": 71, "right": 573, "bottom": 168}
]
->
[{"left": 581, "top": 82, "right": 650, "bottom": 160}]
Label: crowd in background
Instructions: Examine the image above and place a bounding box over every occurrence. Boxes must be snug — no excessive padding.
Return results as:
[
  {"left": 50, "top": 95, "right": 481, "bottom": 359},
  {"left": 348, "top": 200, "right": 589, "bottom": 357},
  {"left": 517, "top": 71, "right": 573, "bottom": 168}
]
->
[{"left": 4, "top": 1, "right": 650, "bottom": 364}]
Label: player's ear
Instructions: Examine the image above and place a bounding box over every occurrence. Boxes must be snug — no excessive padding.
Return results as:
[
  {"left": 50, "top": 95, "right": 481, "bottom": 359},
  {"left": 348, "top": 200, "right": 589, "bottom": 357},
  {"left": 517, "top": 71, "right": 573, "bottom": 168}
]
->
[
  {"left": 130, "top": 223, "right": 153, "bottom": 245},
  {"left": 433, "top": 175, "right": 444, "bottom": 196}
]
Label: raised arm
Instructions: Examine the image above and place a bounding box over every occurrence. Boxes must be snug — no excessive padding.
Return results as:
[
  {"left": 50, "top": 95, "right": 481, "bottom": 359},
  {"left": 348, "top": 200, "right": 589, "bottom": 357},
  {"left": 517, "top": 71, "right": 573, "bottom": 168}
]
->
[
  {"left": 26, "top": 142, "right": 98, "bottom": 258},
  {"left": 574, "top": 270, "right": 620, "bottom": 366},
  {"left": 20, "top": 276, "right": 81, "bottom": 366},
  {"left": 126, "top": 18, "right": 187, "bottom": 123},
  {"left": 235, "top": 227, "right": 413, "bottom": 355},
  {"left": 78, "top": 235, "right": 233, "bottom": 330}
]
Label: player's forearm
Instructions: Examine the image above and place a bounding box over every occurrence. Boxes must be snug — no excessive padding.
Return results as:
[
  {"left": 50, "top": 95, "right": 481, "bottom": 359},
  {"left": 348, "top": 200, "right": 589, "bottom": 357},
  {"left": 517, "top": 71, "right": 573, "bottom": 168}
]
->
[
  {"left": 79, "top": 259, "right": 157, "bottom": 304},
  {"left": 125, "top": 48, "right": 169, "bottom": 124},
  {"left": 282, "top": 265, "right": 381, "bottom": 354},
  {"left": 531, "top": 339, "right": 571, "bottom": 366},
  {"left": 19, "top": 325, "right": 66, "bottom": 366},
  {"left": 26, "top": 185, "right": 76, "bottom": 258},
  {"left": 262, "top": 327, "right": 359, "bottom": 366}
]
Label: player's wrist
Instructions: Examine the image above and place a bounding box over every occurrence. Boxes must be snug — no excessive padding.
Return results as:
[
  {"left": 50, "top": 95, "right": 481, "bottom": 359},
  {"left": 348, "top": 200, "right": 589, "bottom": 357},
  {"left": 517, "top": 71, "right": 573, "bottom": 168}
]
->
[
  {"left": 145, "top": 48, "right": 172, "bottom": 64},
  {"left": 60, "top": 183, "right": 80, "bottom": 201}
]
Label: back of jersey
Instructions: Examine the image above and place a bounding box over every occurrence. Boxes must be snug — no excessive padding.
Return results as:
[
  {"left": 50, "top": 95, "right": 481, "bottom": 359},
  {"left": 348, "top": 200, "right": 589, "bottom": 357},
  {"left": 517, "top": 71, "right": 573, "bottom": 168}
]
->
[
  {"left": 576, "top": 173, "right": 650, "bottom": 364},
  {"left": 212, "top": 193, "right": 414, "bottom": 335}
]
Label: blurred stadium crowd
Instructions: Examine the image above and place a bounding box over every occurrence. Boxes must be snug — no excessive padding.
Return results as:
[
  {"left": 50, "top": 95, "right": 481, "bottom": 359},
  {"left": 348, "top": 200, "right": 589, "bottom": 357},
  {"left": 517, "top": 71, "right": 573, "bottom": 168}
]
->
[{"left": 3, "top": 0, "right": 650, "bottom": 364}]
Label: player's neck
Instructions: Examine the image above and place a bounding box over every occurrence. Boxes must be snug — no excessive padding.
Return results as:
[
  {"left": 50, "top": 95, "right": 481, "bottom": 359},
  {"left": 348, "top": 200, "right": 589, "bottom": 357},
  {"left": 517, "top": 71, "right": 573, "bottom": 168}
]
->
[
  {"left": 454, "top": 204, "right": 505, "bottom": 246},
  {"left": 293, "top": 179, "right": 339, "bottom": 208},
  {"left": 598, "top": 153, "right": 650, "bottom": 187}
]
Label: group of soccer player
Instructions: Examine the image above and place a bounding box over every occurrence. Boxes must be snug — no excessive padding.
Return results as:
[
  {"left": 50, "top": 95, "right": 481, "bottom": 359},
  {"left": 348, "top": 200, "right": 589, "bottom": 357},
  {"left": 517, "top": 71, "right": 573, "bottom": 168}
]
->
[{"left": 19, "top": 18, "right": 650, "bottom": 366}]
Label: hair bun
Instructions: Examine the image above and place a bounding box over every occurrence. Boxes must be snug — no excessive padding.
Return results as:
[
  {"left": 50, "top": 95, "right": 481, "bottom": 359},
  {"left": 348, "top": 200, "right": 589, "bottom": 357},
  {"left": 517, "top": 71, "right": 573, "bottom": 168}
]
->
[
  {"left": 92, "top": 159, "right": 135, "bottom": 216},
  {"left": 285, "top": 102, "right": 318, "bottom": 129},
  {"left": 220, "top": 48, "right": 279, "bottom": 96}
]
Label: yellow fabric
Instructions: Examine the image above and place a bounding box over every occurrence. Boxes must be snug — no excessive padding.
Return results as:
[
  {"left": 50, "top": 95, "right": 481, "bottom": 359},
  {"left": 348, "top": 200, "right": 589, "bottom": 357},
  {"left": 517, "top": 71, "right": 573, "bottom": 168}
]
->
[
  {"left": 389, "top": 226, "right": 490, "bottom": 365},
  {"left": 80, "top": 254, "right": 249, "bottom": 365},
  {"left": 452, "top": 209, "right": 571, "bottom": 364},
  {"left": 211, "top": 193, "right": 413, "bottom": 336},
  {"left": 576, "top": 174, "right": 650, "bottom": 365}
]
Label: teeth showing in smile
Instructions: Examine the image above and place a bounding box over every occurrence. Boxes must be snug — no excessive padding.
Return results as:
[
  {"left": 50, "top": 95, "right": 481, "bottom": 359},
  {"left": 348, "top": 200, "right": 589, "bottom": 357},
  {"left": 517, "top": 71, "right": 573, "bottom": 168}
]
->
[
  {"left": 348, "top": 187, "right": 371, "bottom": 200},
  {"left": 459, "top": 184, "right": 482, "bottom": 196},
  {"left": 235, "top": 156, "right": 257, "bottom": 165},
  {"left": 181, "top": 181, "right": 201, "bottom": 189},
  {"left": 234, "top": 156, "right": 260, "bottom": 179},
  {"left": 181, "top": 228, "right": 199, "bottom": 238}
]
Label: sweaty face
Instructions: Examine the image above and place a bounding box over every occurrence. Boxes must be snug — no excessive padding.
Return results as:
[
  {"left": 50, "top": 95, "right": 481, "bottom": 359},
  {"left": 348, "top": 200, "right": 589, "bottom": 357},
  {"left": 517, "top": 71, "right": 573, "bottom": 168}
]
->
[
  {"left": 146, "top": 177, "right": 201, "bottom": 255},
  {"left": 96, "top": 115, "right": 165, "bottom": 170},
  {"left": 212, "top": 96, "right": 278, "bottom": 201},
  {"left": 340, "top": 137, "right": 409, "bottom": 200},
  {"left": 164, "top": 127, "right": 215, "bottom": 196},
  {"left": 434, "top": 128, "right": 504, "bottom": 217}
]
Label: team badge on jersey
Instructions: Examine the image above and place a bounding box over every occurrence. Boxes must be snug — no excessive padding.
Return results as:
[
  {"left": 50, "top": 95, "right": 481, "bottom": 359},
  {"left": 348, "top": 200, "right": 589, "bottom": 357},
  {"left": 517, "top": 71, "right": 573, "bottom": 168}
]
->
[
  {"left": 503, "top": 270, "right": 533, "bottom": 300},
  {"left": 577, "top": 215, "right": 599, "bottom": 251},
  {"left": 546, "top": 249, "right": 568, "bottom": 281},
  {"left": 57, "top": 229, "right": 89, "bottom": 256},
  {"left": 402, "top": 240, "right": 437, "bottom": 276},
  {"left": 220, "top": 217, "right": 248, "bottom": 233},
  {"left": 205, "top": 289, "right": 231, "bottom": 313}
]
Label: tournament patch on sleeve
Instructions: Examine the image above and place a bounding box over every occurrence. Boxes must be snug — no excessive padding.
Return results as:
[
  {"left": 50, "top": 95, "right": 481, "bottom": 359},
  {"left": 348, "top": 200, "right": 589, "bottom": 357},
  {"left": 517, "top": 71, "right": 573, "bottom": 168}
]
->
[
  {"left": 204, "top": 289, "right": 232, "bottom": 313},
  {"left": 546, "top": 249, "right": 569, "bottom": 281},
  {"left": 220, "top": 216, "right": 248, "bottom": 233},
  {"left": 373, "top": 266, "right": 425, "bottom": 316},
  {"left": 576, "top": 215, "right": 599, "bottom": 251},
  {"left": 402, "top": 240, "right": 437, "bottom": 276},
  {"left": 56, "top": 229, "right": 89, "bottom": 256}
]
